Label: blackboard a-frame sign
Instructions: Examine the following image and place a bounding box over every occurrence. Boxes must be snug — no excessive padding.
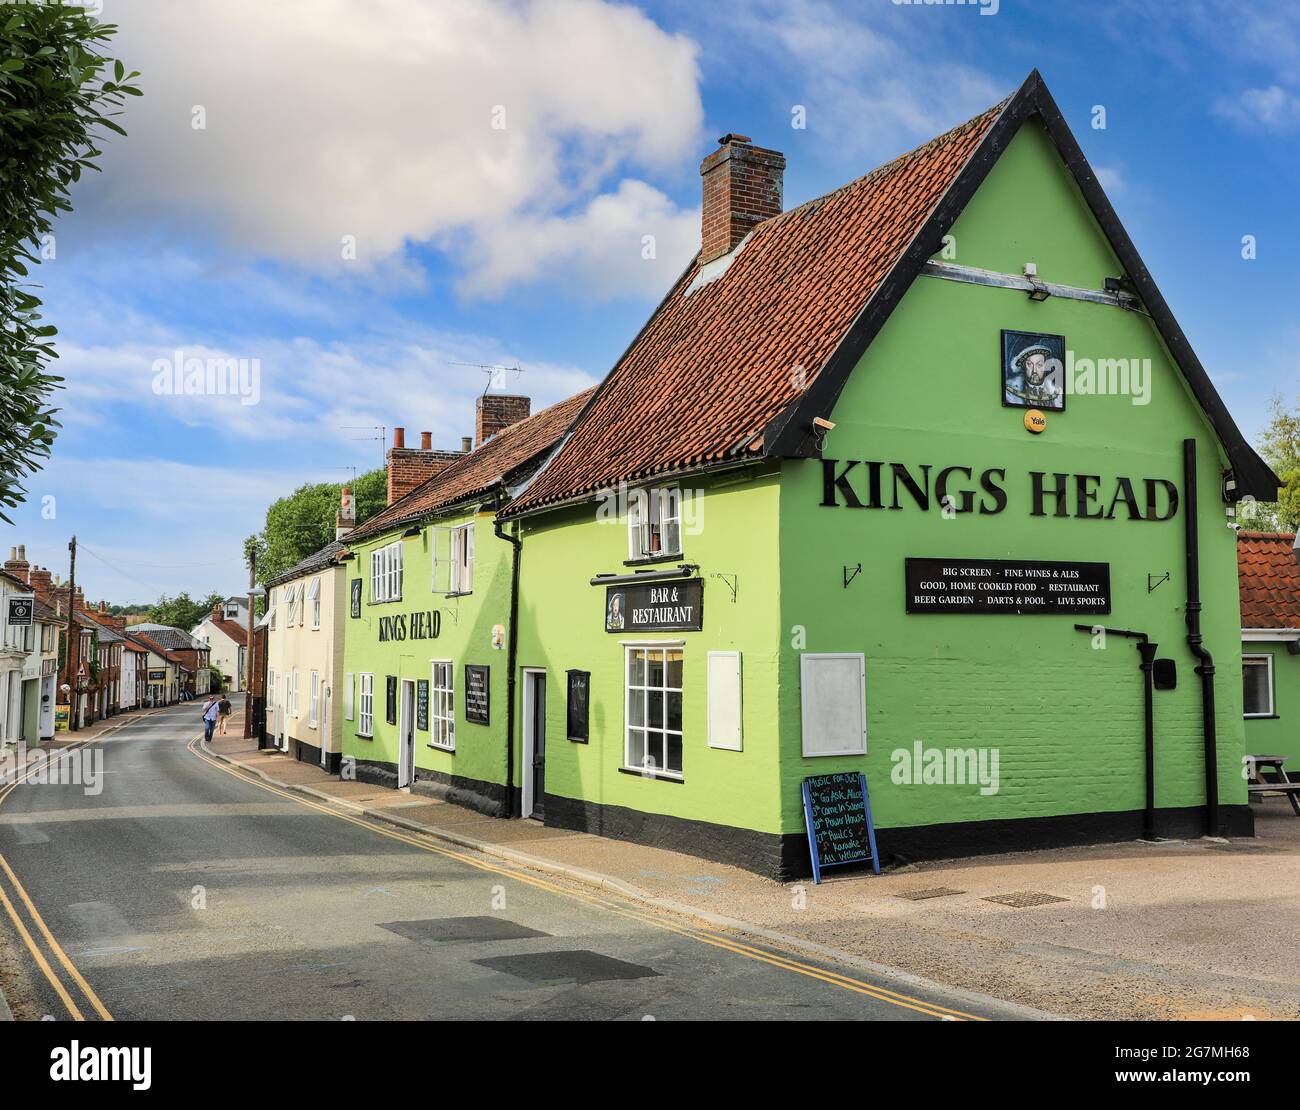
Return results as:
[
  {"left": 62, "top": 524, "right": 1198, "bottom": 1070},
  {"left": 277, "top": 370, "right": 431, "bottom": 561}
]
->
[{"left": 801, "top": 772, "right": 880, "bottom": 883}]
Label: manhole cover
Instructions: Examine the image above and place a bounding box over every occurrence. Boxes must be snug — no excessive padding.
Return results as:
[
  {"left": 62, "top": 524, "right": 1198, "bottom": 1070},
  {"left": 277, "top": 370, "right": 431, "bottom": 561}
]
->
[
  {"left": 474, "top": 950, "right": 660, "bottom": 985},
  {"left": 982, "top": 891, "right": 1069, "bottom": 909},
  {"left": 896, "top": 887, "right": 966, "bottom": 901},
  {"left": 379, "top": 916, "right": 550, "bottom": 943}
]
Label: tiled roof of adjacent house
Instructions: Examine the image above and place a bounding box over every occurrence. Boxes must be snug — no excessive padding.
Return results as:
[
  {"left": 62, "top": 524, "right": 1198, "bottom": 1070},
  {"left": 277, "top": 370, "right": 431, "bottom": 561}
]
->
[
  {"left": 346, "top": 387, "right": 597, "bottom": 543},
  {"left": 127, "top": 625, "right": 205, "bottom": 652},
  {"left": 208, "top": 615, "right": 248, "bottom": 647},
  {"left": 266, "top": 540, "right": 347, "bottom": 589},
  {"left": 504, "top": 100, "right": 1007, "bottom": 515},
  {"left": 1238, "top": 532, "right": 1300, "bottom": 629}
]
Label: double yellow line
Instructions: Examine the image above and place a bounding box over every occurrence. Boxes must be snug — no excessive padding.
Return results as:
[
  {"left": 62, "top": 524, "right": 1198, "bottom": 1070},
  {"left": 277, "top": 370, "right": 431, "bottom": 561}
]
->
[
  {"left": 189, "top": 736, "right": 985, "bottom": 1020},
  {"left": 0, "top": 736, "right": 115, "bottom": 1020}
]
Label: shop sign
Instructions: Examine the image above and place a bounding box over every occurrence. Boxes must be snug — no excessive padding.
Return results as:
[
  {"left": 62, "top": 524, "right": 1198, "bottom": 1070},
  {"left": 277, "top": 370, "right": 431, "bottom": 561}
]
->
[
  {"left": 465, "top": 665, "right": 490, "bottom": 725},
  {"left": 905, "top": 557, "right": 1111, "bottom": 615},
  {"left": 148, "top": 669, "right": 166, "bottom": 682},
  {"left": 566, "top": 670, "right": 589, "bottom": 743},
  {"left": 7, "top": 597, "right": 33, "bottom": 625},
  {"left": 416, "top": 679, "right": 429, "bottom": 732},
  {"left": 377, "top": 610, "right": 441, "bottom": 643},
  {"left": 604, "top": 579, "right": 703, "bottom": 633},
  {"left": 55, "top": 705, "right": 70, "bottom": 731}
]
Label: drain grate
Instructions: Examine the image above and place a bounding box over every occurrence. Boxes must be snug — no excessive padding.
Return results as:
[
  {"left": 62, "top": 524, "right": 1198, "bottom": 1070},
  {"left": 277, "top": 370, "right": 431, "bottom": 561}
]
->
[
  {"left": 474, "top": 950, "right": 660, "bottom": 985},
  {"left": 982, "top": 891, "right": 1069, "bottom": 909},
  {"left": 895, "top": 887, "right": 966, "bottom": 901},
  {"left": 379, "top": 916, "right": 550, "bottom": 943}
]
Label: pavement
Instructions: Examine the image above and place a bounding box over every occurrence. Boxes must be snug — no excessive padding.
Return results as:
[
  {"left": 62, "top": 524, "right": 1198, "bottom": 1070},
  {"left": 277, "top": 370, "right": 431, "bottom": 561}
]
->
[
  {"left": 0, "top": 703, "right": 1039, "bottom": 1021},
  {"left": 207, "top": 717, "right": 1300, "bottom": 1022}
]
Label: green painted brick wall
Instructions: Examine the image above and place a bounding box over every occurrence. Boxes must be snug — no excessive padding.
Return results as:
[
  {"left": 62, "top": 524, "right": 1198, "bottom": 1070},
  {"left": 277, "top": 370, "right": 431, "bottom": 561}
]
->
[{"left": 341, "top": 508, "right": 514, "bottom": 791}]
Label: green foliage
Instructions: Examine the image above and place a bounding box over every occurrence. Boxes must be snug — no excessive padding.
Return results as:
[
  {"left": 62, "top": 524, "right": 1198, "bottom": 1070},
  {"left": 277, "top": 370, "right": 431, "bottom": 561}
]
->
[
  {"left": 146, "top": 591, "right": 225, "bottom": 631},
  {"left": 0, "top": 5, "right": 139, "bottom": 520},
  {"left": 248, "top": 468, "right": 386, "bottom": 584},
  {"left": 1242, "top": 395, "right": 1300, "bottom": 532}
]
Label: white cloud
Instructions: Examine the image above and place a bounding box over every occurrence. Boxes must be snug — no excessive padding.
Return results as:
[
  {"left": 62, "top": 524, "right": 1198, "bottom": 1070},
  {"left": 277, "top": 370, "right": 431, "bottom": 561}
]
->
[
  {"left": 1094, "top": 165, "right": 1125, "bottom": 194},
  {"left": 1214, "top": 85, "right": 1300, "bottom": 132},
  {"left": 88, "top": 0, "right": 706, "bottom": 296}
]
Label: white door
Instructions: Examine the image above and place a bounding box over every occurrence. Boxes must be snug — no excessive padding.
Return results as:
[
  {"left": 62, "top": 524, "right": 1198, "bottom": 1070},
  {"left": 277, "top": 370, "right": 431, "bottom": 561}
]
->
[
  {"left": 280, "top": 675, "right": 290, "bottom": 751},
  {"left": 320, "top": 686, "right": 330, "bottom": 768},
  {"left": 397, "top": 680, "right": 415, "bottom": 789}
]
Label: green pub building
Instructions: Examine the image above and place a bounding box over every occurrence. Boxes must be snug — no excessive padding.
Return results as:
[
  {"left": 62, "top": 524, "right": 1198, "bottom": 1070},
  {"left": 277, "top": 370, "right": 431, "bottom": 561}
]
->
[{"left": 340, "top": 72, "right": 1277, "bottom": 879}]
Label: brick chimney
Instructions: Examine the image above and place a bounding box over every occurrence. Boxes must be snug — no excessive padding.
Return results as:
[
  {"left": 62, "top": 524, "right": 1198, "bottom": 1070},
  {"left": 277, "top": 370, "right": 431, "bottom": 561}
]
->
[
  {"left": 3, "top": 544, "right": 28, "bottom": 578},
  {"left": 336, "top": 485, "right": 356, "bottom": 540},
  {"left": 28, "top": 566, "right": 53, "bottom": 602},
  {"left": 699, "top": 133, "right": 785, "bottom": 264},
  {"left": 385, "top": 427, "right": 461, "bottom": 506},
  {"left": 475, "top": 395, "right": 530, "bottom": 447},
  {"left": 213, "top": 600, "right": 223, "bottom": 622}
]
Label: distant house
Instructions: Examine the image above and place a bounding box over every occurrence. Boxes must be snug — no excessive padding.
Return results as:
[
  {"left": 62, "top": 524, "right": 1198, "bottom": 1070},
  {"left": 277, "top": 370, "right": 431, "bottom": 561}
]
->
[
  {"left": 129, "top": 625, "right": 211, "bottom": 697},
  {"left": 192, "top": 602, "right": 248, "bottom": 691},
  {"left": 1238, "top": 532, "right": 1300, "bottom": 780}
]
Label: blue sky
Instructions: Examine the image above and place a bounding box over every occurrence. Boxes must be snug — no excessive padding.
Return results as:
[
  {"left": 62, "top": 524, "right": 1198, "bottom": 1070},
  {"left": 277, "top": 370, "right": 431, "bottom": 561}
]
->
[{"left": 8, "top": 0, "right": 1299, "bottom": 604}]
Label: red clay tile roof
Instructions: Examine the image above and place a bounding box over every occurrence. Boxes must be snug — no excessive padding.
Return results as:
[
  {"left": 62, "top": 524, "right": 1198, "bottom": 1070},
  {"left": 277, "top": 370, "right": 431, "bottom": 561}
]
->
[
  {"left": 209, "top": 616, "right": 247, "bottom": 647},
  {"left": 348, "top": 388, "right": 596, "bottom": 543},
  {"left": 505, "top": 98, "right": 1008, "bottom": 515},
  {"left": 1239, "top": 532, "right": 1300, "bottom": 629}
]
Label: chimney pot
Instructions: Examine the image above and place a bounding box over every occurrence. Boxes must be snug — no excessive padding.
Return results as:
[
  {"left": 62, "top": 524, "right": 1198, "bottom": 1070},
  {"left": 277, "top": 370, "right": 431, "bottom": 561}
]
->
[
  {"left": 461, "top": 436, "right": 473, "bottom": 454},
  {"left": 393, "top": 427, "right": 405, "bottom": 450},
  {"left": 420, "top": 431, "right": 432, "bottom": 450}
]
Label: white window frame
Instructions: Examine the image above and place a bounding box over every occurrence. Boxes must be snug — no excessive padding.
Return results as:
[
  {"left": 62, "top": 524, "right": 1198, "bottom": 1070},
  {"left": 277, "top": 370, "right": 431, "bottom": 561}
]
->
[
  {"left": 450, "top": 524, "right": 474, "bottom": 595},
  {"left": 357, "top": 673, "right": 374, "bottom": 737},
  {"left": 627, "top": 487, "right": 682, "bottom": 560},
  {"left": 343, "top": 671, "right": 354, "bottom": 721},
  {"left": 429, "top": 660, "right": 455, "bottom": 751},
  {"left": 1243, "top": 653, "right": 1275, "bottom": 718},
  {"left": 286, "top": 583, "right": 299, "bottom": 627},
  {"left": 623, "top": 643, "right": 684, "bottom": 778},
  {"left": 371, "top": 541, "right": 403, "bottom": 603},
  {"left": 307, "top": 575, "right": 321, "bottom": 629},
  {"left": 309, "top": 670, "right": 319, "bottom": 728},
  {"left": 800, "top": 652, "right": 867, "bottom": 757}
]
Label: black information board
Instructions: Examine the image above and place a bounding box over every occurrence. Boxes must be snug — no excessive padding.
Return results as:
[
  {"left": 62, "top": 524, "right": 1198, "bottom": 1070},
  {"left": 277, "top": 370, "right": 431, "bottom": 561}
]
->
[
  {"left": 7, "top": 597, "right": 32, "bottom": 625},
  {"left": 465, "top": 665, "right": 490, "bottom": 725},
  {"left": 801, "top": 772, "right": 879, "bottom": 882},
  {"left": 385, "top": 675, "right": 397, "bottom": 726},
  {"left": 566, "top": 670, "right": 589, "bottom": 743},
  {"left": 416, "top": 679, "right": 429, "bottom": 732},
  {"left": 604, "top": 577, "right": 702, "bottom": 633},
  {"left": 904, "top": 557, "right": 1111, "bottom": 615},
  {"left": 350, "top": 578, "right": 361, "bottom": 619}
]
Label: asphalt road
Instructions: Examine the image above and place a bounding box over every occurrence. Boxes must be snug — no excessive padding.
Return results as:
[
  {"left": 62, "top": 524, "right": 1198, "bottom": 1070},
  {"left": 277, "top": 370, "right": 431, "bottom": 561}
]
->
[{"left": 0, "top": 704, "right": 1023, "bottom": 1021}]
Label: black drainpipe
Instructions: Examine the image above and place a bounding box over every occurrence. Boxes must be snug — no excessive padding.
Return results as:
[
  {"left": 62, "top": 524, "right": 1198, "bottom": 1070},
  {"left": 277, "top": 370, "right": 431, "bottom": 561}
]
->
[
  {"left": 494, "top": 508, "right": 522, "bottom": 819},
  {"left": 1182, "top": 437, "right": 1220, "bottom": 838},
  {"left": 1074, "top": 625, "right": 1157, "bottom": 841}
]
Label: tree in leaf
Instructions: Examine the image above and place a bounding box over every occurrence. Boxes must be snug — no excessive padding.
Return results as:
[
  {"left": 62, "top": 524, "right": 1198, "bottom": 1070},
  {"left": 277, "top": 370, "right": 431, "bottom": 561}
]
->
[
  {"left": 146, "top": 591, "right": 226, "bottom": 632},
  {"left": 1240, "top": 395, "right": 1300, "bottom": 533},
  {"left": 0, "top": 5, "right": 139, "bottom": 521},
  {"left": 246, "top": 468, "right": 386, "bottom": 585}
]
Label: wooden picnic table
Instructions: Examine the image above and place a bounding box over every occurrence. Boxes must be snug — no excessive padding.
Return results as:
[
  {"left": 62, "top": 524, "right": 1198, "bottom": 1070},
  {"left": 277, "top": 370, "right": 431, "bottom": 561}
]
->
[{"left": 1246, "top": 754, "right": 1300, "bottom": 816}]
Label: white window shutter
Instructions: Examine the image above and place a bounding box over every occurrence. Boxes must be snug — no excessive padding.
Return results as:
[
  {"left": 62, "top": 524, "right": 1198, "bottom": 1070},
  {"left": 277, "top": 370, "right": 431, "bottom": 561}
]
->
[
  {"left": 465, "top": 525, "right": 474, "bottom": 592},
  {"left": 343, "top": 672, "right": 354, "bottom": 720},
  {"left": 800, "top": 653, "right": 867, "bottom": 757},
  {"left": 707, "top": 651, "right": 742, "bottom": 750},
  {"left": 627, "top": 490, "right": 646, "bottom": 559},
  {"left": 431, "top": 527, "right": 451, "bottom": 594}
]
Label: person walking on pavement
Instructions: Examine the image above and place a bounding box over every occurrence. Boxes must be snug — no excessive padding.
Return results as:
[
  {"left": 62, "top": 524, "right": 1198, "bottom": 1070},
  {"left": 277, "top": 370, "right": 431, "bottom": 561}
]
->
[
  {"left": 217, "top": 691, "right": 232, "bottom": 735},
  {"left": 202, "top": 694, "right": 220, "bottom": 742}
]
